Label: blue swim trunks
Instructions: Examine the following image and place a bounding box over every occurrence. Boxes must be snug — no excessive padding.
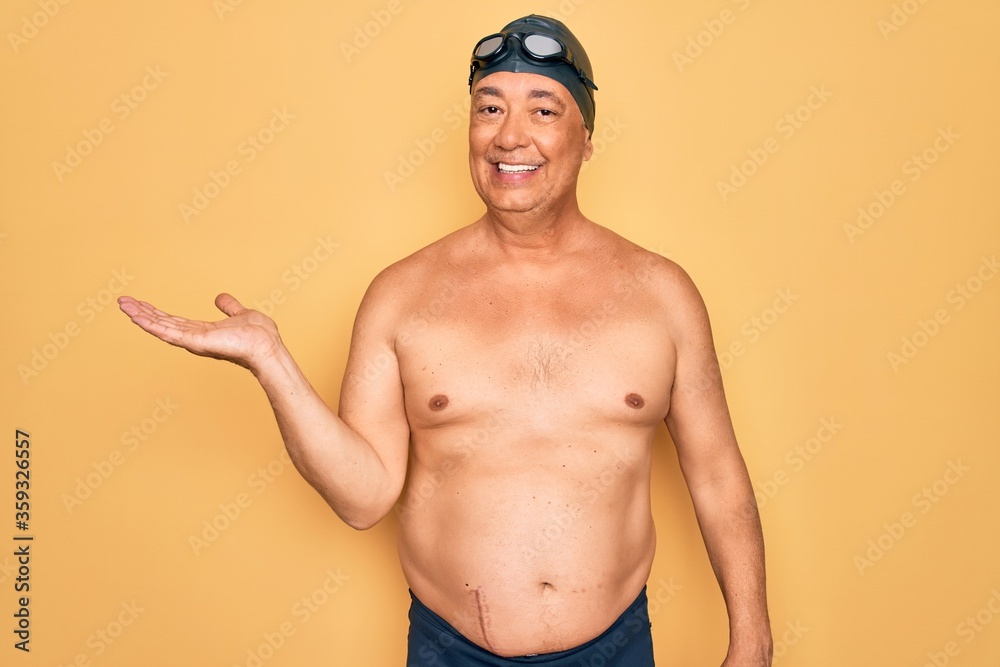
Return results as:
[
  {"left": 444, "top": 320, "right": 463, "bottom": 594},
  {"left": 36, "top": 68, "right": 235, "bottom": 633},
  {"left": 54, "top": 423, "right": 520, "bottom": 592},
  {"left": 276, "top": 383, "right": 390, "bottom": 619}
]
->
[{"left": 406, "top": 586, "right": 654, "bottom": 666}]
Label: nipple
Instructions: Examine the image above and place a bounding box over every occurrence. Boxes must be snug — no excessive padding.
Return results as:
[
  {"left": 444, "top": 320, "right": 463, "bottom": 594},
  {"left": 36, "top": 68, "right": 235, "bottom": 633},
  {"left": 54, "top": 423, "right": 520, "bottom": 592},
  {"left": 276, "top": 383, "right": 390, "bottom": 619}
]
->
[
  {"left": 429, "top": 394, "right": 449, "bottom": 411},
  {"left": 625, "top": 393, "right": 645, "bottom": 409}
]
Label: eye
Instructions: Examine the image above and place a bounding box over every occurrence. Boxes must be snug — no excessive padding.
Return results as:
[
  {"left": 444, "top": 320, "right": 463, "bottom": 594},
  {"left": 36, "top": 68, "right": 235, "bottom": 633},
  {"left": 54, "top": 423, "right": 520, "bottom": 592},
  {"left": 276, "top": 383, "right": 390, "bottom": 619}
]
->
[{"left": 481, "top": 105, "right": 501, "bottom": 114}]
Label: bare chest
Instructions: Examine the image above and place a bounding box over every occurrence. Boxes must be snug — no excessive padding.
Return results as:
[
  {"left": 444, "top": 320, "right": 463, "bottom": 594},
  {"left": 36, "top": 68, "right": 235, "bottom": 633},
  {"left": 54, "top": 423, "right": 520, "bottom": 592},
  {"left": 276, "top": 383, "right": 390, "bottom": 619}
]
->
[{"left": 395, "top": 280, "right": 676, "bottom": 431}]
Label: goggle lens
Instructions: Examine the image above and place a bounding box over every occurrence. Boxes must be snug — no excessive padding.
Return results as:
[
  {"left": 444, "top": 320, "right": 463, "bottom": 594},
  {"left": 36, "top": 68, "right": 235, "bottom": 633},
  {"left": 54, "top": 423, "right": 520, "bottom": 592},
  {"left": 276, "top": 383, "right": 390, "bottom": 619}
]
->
[
  {"left": 523, "top": 34, "right": 562, "bottom": 57},
  {"left": 474, "top": 35, "right": 504, "bottom": 58}
]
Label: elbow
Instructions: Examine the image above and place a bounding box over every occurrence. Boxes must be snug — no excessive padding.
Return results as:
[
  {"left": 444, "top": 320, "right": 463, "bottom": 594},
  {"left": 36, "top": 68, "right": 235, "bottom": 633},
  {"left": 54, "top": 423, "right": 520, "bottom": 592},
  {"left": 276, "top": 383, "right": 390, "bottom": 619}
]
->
[
  {"left": 344, "top": 513, "right": 382, "bottom": 531},
  {"left": 336, "top": 498, "right": 397, "bottom": 531},
  {"left": 306, "top": 469, "right": 402, "bottom": 531}
]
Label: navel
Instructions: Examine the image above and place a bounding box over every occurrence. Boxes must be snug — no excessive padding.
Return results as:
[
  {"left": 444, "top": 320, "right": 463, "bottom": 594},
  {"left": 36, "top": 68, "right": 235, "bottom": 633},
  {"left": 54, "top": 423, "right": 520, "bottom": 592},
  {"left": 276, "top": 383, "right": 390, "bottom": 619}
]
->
[
  {"left": 625, "top": 393, "right": 645, "bottom": 409},
  {"left": 428, "top": 394, "right": 449, "bottom": 411}
]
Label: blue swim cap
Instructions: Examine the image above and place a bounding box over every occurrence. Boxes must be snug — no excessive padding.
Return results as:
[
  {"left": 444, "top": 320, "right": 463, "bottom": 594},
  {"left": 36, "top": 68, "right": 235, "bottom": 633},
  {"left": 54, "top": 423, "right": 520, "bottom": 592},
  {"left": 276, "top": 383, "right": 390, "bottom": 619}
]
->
[{"left": 469, "top": 15, "right": 598, "bottom": 135}]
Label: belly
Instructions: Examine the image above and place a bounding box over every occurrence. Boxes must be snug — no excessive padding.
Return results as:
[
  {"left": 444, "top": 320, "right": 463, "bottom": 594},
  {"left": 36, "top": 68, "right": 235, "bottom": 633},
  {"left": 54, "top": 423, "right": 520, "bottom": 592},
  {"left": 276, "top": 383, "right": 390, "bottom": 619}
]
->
[{"left": 396, "top": 432, "right": 657, "bottom": 657}]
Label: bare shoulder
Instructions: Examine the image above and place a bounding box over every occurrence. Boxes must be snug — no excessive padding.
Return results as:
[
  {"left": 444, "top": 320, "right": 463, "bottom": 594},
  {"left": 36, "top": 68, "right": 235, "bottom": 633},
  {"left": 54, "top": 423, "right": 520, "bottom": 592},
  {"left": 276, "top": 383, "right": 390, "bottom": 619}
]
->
[
  {"left": 648, "top": 252, "right": 709, "bottom": 331},
  {"left": 353, "top": 225, "right": 475, "bottom": 331},
  {"left": 364, "top": 225, "right": 469, "bottom": 293},
  {"left": 595, "top": 226, "right": 707, "bottom": 320}
]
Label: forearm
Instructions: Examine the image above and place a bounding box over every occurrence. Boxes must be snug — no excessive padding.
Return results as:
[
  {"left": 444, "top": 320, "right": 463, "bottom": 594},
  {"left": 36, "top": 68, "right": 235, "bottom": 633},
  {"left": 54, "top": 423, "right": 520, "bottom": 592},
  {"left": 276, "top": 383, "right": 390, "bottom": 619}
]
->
[
  {"left": 689, "top": 466, "right": 772, "bottom": 659},
  {"left": 252, "top": 345, "right": 396, "bottom": 529}
]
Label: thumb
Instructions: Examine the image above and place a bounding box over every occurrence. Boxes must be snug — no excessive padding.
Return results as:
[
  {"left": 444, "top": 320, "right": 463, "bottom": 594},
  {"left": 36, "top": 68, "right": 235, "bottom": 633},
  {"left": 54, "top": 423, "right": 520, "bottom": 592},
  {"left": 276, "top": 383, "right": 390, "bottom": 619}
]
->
[{"left": 214, "top": 293, "right": 247, "bottom": 317}]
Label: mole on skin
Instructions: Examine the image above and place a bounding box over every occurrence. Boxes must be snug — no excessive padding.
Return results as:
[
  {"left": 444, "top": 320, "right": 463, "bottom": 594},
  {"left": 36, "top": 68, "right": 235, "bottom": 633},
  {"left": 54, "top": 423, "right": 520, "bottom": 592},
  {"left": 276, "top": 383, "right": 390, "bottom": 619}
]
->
[
  {"left": 625, "top": 393, "right": 645, "bottom": 409},
  {"left": 429, "top": 394, "right": 449, "bottom": 411}
]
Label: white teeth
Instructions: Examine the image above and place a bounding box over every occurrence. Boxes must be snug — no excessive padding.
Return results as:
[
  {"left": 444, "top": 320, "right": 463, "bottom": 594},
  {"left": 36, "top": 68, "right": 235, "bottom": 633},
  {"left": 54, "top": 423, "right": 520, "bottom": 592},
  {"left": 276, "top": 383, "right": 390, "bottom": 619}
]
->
[{"left": 498, "top": 163, "right": 540, "bottom": 173}]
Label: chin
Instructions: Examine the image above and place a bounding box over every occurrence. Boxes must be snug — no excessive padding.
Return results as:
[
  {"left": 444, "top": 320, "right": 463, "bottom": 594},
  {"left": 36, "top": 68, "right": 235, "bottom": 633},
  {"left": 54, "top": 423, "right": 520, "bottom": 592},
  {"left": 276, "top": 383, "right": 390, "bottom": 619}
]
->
[
  {"left": 481, "top": 184, "right": 547, "bottom": 212},
  {"left": 482, "top": 193, "right": 545, "bottom": 214}
]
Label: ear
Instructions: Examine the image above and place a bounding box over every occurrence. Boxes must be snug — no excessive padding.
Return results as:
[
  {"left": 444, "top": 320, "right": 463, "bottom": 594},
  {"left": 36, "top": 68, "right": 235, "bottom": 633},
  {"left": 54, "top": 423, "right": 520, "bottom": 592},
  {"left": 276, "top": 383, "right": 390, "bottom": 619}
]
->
[{"left": 582, "top": 125, "right": 594, "bottom": 161}]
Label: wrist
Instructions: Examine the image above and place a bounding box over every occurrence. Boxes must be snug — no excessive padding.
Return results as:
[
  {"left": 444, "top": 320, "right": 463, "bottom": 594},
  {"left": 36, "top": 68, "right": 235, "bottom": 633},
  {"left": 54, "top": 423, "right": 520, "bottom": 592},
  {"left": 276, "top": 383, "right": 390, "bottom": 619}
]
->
[
  {"left": 727, "top": 629, "right": 774, "bottom": 666},
  {"left": 730, "top": 616, "right": 773, "bottom": 647},
  {"left": 249, "top": 340, "right": 296, "bottom": 384}
]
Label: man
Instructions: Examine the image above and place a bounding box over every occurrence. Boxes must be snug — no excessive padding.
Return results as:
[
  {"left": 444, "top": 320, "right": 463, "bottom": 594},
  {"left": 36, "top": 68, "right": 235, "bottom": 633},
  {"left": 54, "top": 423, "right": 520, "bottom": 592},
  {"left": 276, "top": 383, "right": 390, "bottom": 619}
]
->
[{"left": 118, "top": 15, "right": 772, "bottom": 666}]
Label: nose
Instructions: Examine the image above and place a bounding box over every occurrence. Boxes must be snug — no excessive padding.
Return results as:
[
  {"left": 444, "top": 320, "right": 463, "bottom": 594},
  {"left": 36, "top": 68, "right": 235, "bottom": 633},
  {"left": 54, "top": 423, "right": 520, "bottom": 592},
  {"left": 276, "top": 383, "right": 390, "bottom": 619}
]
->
[{"left": 493, "top": 108, "right": 531, "bottom": 151}]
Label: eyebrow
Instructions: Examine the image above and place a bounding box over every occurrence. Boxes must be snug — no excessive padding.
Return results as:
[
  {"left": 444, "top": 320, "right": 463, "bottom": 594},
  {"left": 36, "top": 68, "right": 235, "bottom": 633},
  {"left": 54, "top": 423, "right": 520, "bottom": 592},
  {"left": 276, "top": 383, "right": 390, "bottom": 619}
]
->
[
  {"left": 473, "top": 86, "right": 504, "bottom": 101},
  {"left": 527, "top": 88, "right": 566, "bottom": 110},
  {"left": 473, "top": 86, "right": 567, "bottom": 110}
]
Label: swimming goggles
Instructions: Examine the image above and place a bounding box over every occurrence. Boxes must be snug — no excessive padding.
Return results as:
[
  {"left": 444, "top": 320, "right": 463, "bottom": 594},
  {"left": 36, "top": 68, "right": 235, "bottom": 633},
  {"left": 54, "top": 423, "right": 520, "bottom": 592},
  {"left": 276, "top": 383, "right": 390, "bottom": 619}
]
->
[{"left": 468, "top": 32, "right": 598, "bottom": 91}]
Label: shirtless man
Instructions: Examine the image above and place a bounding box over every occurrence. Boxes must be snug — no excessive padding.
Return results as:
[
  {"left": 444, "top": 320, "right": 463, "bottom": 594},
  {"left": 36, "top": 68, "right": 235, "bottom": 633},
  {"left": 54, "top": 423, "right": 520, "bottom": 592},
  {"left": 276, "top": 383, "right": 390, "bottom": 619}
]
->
[{"left": 118, "top": 15, "right": 772, "bottom": 666}]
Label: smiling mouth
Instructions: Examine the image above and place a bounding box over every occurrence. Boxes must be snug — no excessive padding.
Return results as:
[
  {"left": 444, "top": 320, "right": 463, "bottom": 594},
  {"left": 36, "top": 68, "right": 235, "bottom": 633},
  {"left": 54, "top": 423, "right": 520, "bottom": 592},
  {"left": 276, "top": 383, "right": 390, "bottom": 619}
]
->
[{"left": 496, "top": 162, "right": 541, "bottom": 174}]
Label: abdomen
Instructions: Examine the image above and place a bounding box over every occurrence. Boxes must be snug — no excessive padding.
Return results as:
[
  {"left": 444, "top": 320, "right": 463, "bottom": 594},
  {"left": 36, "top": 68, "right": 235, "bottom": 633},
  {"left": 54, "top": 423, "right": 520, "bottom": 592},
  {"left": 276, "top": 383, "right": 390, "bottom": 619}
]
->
[{"left": 397, "top": 428, "right": 657, "bottom": 657}]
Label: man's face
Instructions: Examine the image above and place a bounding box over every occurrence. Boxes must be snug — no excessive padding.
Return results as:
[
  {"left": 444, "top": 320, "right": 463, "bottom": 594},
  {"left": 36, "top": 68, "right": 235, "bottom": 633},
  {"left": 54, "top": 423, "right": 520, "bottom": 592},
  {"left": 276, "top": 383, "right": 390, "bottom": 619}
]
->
[{"left": 469, "top": 72, "right": 594, "bottom": 216}]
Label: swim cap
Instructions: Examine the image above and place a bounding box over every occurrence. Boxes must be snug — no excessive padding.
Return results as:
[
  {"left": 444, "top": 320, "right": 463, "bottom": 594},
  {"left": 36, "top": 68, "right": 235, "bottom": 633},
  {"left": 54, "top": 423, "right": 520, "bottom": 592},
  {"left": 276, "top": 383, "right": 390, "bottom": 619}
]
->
[{"left": 469, "top": 15, "right": 598, "bottom": 135}]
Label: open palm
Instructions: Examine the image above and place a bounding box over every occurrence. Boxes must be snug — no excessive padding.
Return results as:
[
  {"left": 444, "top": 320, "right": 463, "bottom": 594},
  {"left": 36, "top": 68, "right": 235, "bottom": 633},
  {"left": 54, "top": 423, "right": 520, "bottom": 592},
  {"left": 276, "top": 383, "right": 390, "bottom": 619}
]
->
[{"left": 118, "top": 293, "right": 282, "bottom": 372}]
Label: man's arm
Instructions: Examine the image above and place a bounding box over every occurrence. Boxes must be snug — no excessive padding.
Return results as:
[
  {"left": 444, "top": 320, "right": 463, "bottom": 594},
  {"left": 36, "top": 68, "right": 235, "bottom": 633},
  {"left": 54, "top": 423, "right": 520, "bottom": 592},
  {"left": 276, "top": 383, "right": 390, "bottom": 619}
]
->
[
  {"left": 118, "top": 281, "right": 409, "bottom": 530},
  {"left": 661, "top": 268, "right": 773, "bottom": 666}
]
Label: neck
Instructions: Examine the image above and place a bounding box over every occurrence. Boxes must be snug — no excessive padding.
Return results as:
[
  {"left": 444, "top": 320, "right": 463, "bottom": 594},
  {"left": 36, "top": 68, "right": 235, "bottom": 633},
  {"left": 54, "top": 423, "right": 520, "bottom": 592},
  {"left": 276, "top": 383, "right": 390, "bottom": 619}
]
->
[{"left": 481, "top": 198, "right": 590, "bottom": 261}]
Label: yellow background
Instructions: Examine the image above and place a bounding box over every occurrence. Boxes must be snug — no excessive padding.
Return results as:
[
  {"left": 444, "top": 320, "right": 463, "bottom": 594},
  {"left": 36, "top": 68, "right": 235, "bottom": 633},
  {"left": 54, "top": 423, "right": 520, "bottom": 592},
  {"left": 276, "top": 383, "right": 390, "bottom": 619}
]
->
[{"left": 2, "top": 0, "right": 999, "bottom": 665}]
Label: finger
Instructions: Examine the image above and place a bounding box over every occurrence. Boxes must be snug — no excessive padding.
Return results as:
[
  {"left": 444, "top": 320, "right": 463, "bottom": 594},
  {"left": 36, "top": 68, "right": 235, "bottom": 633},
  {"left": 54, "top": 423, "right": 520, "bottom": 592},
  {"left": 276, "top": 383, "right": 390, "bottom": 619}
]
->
[
  {"left": 118, "top": 296, "right": 162, "bottom": 321},
  {"left": 118, "top": 297, "right": 199, "bottom": 341},
  {"left": 119, "top": 297, "right": 170, "bottom": 322},
  {"left": 118, "top": 296, "right": 141, "bottom": 317},
  {"left": 215, "top": 292, "right": 246, "bottom": 318},
  {"left": 123, "top": 309, "right": 187, "bottom": 345},
  {"left": 127, "top": 307, "right": 218, "bottom": 352}
]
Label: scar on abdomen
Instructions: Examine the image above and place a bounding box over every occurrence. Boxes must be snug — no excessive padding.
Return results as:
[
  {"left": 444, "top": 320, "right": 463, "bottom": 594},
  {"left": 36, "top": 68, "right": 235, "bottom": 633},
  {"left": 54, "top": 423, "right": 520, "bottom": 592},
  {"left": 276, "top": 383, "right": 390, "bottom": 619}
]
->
[
  {"left": 474, "top": 588, "right": 496, "bottom": 653},
  {"left": 625, "top": 393, "right": 645, "bottom": 409},
  {"left": 429, "top": 394, "right": 449, "bottom": 411}
]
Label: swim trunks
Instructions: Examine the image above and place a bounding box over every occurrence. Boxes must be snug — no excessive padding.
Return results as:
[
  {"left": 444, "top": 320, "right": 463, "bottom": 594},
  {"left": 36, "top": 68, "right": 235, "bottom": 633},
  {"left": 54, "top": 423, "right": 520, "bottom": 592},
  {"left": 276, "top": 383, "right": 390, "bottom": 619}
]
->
[{"left": 406, "top": 586, "right": 654, "bottom": 666}]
